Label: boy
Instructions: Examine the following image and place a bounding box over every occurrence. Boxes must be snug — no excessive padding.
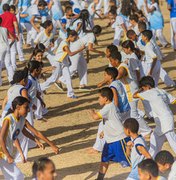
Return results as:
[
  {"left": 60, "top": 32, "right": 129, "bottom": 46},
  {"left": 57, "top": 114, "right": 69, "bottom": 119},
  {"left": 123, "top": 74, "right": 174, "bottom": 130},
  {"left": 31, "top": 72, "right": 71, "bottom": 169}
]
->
[
  {"left": 133, "top": 76, "right": 176, "bottom": 158},
  {"left": 124, "top": 118, "right": 151, "bottom": 180},
  {"left": 138, "top": 159, "right": 166, "bottom": 180},
  {"left": 89, "top": 87, "right": 131, "bottom": 180},
  {"left": 155, "top": 150, "right": 176, "bottom": 180},
  {"left": 129, "top": 15, "right": 140, "bottom": 35}
]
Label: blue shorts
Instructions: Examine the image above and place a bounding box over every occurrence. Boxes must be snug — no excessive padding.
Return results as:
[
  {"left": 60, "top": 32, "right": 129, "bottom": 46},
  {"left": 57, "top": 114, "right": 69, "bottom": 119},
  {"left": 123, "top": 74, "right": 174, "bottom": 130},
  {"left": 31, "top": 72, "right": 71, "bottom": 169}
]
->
[{"left": 101, "top": 137, "right": 131, "bottom": 167}]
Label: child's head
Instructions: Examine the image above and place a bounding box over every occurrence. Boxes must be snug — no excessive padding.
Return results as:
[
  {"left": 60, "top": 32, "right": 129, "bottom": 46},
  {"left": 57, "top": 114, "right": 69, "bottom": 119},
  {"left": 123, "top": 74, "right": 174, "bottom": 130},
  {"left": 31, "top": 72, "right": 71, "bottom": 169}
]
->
[
  {"left": 32, "top": 157, "right": 56, "bottom": 180},
  {"left": 38, "top": 0, "right": 47, "bottom": 10},
  {"left": 79, "top": 9, "right": 89, "bottom": 21},
  {"left": 127, "top": 30, "right": 137, "bottom": 41},
  {"left": 122, "top": 40, "right": 135, "bottom": 54},
  {"left": 141, "top": 30, "right": 153, "bottom": 43},
  {"left": 139, "top": 76, "right": 155, "bottom": 90},
  {"left": 92, "top": 25, "right": 102, "bottom": 37},
  {"left": 108, "top": 8, "right": 117, "bottom": 20},
  {"left": 109, "top": 50, "right": 122, "bottom": 67},
  {"left": 65, "top": 6, "right": 73, "bottom": 18},
  {"left": 123, "top": 118, "right": 139, "bottom": 136},
  {"left": 104, "top": 67, "right": 118, "bottom": 82},
  {"left": 28, "top": 60, "right": 42, "bottom": 77},
  {"left": 10, "top": 5, "right": 16, "bottom": 14},
  {"left": 31, "top": 49, "right": 44, "bottom": 62},
  {"left": 109, "top": 0, "right": 116, "bottom": 7},
  {"left": 155, "top": 150, "right": 174, "bottom": 173},
  {"left": 98, "top": 87, "right": 113, "bottom": 106},
  {"left": 11, "top": 67, "right": 28, "bottom": 86},
  {"left": 3, "top": 4, "right": 10, "bottom": 12},
  {"left": 93, "top": 0, "right": 99, "bottom": 5},
  {"left": 67, "top": 29, "right": 78, "bottom": 42},
  {"left": 35, "top": 43, "right": 46, "bottom": 52},
  {"left": 40, "top": 20, "right": 53, "bottom": 32},
  {"left": 138, "top": 21, "right": 147, "bottom": 33},
  {"left": 129, "top": 15, "right": 138, "bottom": 25},
  {"left": 7, "top": 96, "right": 29, "bottom": 118},
  {"left": 138, "top": 159, "right": 159, "bottom": 180},
  {"left": 106, "top": 44, "right": 118, "bottom": 58}
]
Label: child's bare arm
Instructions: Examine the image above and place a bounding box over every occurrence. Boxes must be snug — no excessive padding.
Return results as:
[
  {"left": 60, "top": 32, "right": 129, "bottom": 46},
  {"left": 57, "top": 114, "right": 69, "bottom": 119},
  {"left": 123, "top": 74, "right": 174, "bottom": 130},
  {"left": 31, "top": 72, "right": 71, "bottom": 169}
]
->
[
  {"left": 97, "top": 79, "right": 108, "bottom": 88},
  {"left": 133, "top": 88, "right": 144, "bottom": 99},
  {"left": 149, "top": 58, "right": 157, "bottom": 76},
  {"left": 111, "top": 87, "right": 118, "bottom": 107},
  {"left": 14, "top": 139, "right": 26, "bottom": 163},
  {"left": 137, "top": 146, "right": 152, "bottom": 159},
  {"left": 89, "top": 110, "right": 101, "bottom": 120},
  {"left": 126, "top": 141, "right": 133, "bottom": 157}
]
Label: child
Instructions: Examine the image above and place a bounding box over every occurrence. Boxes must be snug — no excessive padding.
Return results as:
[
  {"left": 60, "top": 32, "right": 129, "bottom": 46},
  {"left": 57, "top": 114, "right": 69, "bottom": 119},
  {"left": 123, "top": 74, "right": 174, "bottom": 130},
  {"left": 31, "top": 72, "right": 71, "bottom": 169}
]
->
[
  {"left": 89, "top": 87, "right": 131, "bottom": 180},
  {"left": 124, "top": 118, "right": 151, "bottom": 180},
  {"left": 141, "top": 30, "right": 161, "bottom": 86},
  {"left": 32, "top": 157, "right": 56, "bottom": 180},
  {"left": 0, "top": 96, "right": 59, "bottom": 179},
  {"left": 155, "top": 150, "right": 176, "bottom": 180},
  {"left": 138, "top": 159, "right": 166, "bottom": 180},
  {"left": 133, "top": 76, "right": 176, "bottom": 158},
  {"left": 129, "top": 14, "right": 140, "bottom": 35}
]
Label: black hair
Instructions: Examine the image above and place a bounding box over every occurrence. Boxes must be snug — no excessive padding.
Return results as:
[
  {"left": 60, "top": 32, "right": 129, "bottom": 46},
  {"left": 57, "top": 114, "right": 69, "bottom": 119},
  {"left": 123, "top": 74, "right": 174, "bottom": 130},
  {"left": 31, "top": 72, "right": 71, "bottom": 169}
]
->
[
  {"left": 92, "top": 25, "right": 102, "bottom": 35},
  {"left": 109, "top": 50, "right": 122, "bottom": 62},
  {"left": 135, "top": 10, "right": 145, "bottom": 18},
  {"left": 121, "top": 0, "right": 132, "bottom": 17},
  {"left": 10, "top": 5, "right": 16, "bottom": 12},
  {"left": 122, "top": 40, "right": 141, "bottom": 59},
  {"left": 40, "top": 20, "right": 53, "bottom": 29},
  {"left": 79, "top": 9, "right": 91, "bottom": 33},
  {"left": 107, "top": 44, "right": 118, "bottom": 53},
  {"left": 6, "top": 96, "right": 29, "bottom": 116},
  {"left": 104, "top": 67, "right": 118, "bottom": 80},
  {"left": 138, "top": 159, "right": 159, "bottom": 177},
  {"left": 138, "top": 21, "right": 147, "bottom": 31},
  {"left": 38, "top": 0, "right": 47, "bottom": 7},
  {"left": 129, "top": 14, "right": 139, "bottom": 23},
  {"left": 32, "top": 157, "right": 55, "bottom": 178},
  {"left": 29, "top": 44, "right": 45, "bottom": 61},
  {"left": 126, "top": 29, "right": 136, "bottom": 38},
  {"left": 28, "top": 60, "right": 42, "bottom": 73},
  {"left": 11, "top": 67, "right": 28, "bottom": 85},
  {"left": 3, "top": 4, "right": 10, "bottom": 12},
  {"left": 109, "top": 8, "right": 117, "bottom": 15},
  {"left": 123, "top": 118, "right": 139, "bottom": 133},
  {"left": 139, "top": 76, "right": 155, "bottom": 88},
  {"left": 99, "top": 87, "right": 113, "bottom": 101},
  {"left": 0, "top": 17, "right": 2, "bottom": 25},
  {"left": 65, "top": 6, "right": 72, "bottom": 13},
  {"left": 155, "top": 150, "right": 174, "bottom": 165},
  {"left": 35, "top": 43, "right": 46, "bottom": 52},
  {"left": 67, "top": 29, "right": 78, "bottom": 37},
  {"left": 142, "top": 30, "right": 153, "bottom": 41}
]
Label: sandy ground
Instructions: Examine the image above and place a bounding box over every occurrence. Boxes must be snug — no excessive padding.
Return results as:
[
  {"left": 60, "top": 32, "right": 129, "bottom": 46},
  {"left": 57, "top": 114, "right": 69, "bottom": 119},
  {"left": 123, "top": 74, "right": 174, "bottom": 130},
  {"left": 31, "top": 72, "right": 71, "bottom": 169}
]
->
[{"left": 0, "top": 1, "right": 176, "bottom": 179}]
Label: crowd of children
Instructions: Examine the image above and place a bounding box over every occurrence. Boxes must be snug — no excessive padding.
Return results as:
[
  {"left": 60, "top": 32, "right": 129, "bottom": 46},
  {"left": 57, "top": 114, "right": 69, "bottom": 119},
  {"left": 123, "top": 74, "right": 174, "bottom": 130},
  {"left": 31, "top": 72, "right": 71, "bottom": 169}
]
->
[{"left": 0, "top": 0, "right": 176, "bottom": 179}]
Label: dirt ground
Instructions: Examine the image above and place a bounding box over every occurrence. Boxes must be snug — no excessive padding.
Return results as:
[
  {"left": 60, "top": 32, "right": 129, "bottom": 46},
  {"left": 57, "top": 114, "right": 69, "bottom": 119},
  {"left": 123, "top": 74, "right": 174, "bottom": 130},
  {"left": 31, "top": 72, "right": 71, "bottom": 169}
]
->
[{"left": 0, "top": 1, "right": 176, "bottom": 179}]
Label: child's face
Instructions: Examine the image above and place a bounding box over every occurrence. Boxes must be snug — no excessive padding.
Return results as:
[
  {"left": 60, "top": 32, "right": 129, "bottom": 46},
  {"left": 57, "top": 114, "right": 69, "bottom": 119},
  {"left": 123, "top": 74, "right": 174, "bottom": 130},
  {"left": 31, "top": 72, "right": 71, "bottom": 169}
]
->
[
  {"left": 138, "top": 168, "right": 150, "bottom": 180},
  {"left": 18, "top": 102, "right": 29, "bottom": 117},
  {"left": 48, "top": 24, "right": 53, "bottom": 32},
  {"left": 108, "top": 12, "right": 116, "bottom": 20},
  {"left": 109, "top": 58, "right": 118, "bottom": 67},
  {"left": 98, "top": 94, "right": 108, "bottom": 106},
  {"left": 129, "top": 20, "right": 135, "bottom": 25},
  {"left": 66, "top": 10, "right": 73, "bottom": 19},
  {"left": 157, "top": 163, "right": 171, "bottom": 173},
  {"left": 69, "top": 35, "right": 78, "bottom": 42},
  {"left": 35, "top": 52, "right": 43, "bottom": 62},
  {"left": 10, "top": 9, "right": 15, "bottom": 14},
  {"left": 123, "top": 47, "right": 131, "bottom": 55},
  {"left": 141, "top": 34, "right": 147, "bottom": 43},
  {"left": 104, "top": 72, "right": 112, "bottom": 83},
  {"left": 106, "top": 48, "right": 111, "bottom": 58},
  {"left": 38, "top": 5, "right": 45, "bottom": 10},
  {"left": 38, "top": 163, "right": 56, "bottom": 180},
  {"left": 128, "top": 34, "right": 136, "bottom": 41}
]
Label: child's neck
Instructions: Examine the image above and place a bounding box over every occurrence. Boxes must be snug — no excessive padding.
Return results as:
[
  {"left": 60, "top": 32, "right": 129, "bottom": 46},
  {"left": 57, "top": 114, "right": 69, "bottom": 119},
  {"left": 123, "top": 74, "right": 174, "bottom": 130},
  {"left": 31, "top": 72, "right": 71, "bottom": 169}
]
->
[
  {"left": 13, "top": 111, "right": 20, "bottom": 121},
  {"left": 105, "top": 100, "right": 111, "bottom": 105},
  {"left": 45, "top": 29, "right": 51, "bottom": 36},
  {"left": 30, "top": 72, "right": 36, "bottom": 78},
  {"left": 107, "top": 79, "right": 114, "bottom": 85},
  {"left": 130, "top": 133, "right": 139, "bottom": 140}
]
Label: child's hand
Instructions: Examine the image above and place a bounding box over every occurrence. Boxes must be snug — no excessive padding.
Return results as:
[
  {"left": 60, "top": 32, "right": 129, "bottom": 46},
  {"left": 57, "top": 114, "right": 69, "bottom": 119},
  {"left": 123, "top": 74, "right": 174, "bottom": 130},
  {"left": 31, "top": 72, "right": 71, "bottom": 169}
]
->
[
  {"left": 99, "top": 131, "right": 104, "bottom": 139},
  {"left": 7, "top": 155, "right": 14, "bottom": 164},
  {"left": 21, "top": 155, "right": 27, "bottom": 163},
  {"left": 51, "top": 145, "right": 60, "bottom": 154},
  {"left": 35, "top": 138, "right": 45, "bottom": 150},
  {"left": 127, "top": 141, "right": 133, "bottom": 148},
  {"left": 89, "top": 109, "right": 95, "bottom": 115}
]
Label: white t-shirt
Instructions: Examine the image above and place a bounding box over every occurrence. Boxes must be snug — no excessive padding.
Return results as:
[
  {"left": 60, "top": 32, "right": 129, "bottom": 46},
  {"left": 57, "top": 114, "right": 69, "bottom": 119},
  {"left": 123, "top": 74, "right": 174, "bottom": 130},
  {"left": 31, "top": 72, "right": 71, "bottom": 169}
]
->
[
  {"left": 0, "top": 27, "right": 9, "bottom": 47},
  {"left": 168, "top": 161, "right": 176, "bottom": 180},
  {"left": 80, "top": 33, "right": 95, "bottom": 47},
  {"left": 98, "top": 102, "right": 126, "bottom": 143},
  {"left": 34, "top": 30, "right": 54, "bottom": 48},
  {"left": 112, "top": 15, "right": 124, "bottom": 29},
  {"left": 138, "top": 88, "right": 175, "bottom": 136}
]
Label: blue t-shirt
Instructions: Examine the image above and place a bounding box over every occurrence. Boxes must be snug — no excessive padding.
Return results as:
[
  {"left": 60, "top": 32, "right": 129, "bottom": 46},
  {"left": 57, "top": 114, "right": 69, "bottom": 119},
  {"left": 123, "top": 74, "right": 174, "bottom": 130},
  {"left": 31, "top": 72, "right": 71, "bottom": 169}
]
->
[
  {"left": 168, "top": 0, "right": 176, "bottom": 18},
  {"left": 18, "top": 0, "right": 31, "bottom": 7}
]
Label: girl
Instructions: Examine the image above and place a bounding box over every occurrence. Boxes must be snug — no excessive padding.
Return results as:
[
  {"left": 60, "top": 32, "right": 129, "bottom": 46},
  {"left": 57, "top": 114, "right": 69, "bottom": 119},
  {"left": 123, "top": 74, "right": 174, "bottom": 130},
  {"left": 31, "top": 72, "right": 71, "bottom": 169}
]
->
[
  {"left": 34, "top": 20, "right": 54, "bottom": 50},
  {"left": 40, "top": 30, "right": 85, "bottom": 98},
  {"left": 0, "top": 96, "right": 59, "bottom": 179},
  {"left": 32, "top": 157, "right": 56, "bottom": 180},
  {"left": 145, "top": 0, "right": 169, "bottom": 47},
  {"left": 1, "top": 67, "right": 29, "bottom": 119}
]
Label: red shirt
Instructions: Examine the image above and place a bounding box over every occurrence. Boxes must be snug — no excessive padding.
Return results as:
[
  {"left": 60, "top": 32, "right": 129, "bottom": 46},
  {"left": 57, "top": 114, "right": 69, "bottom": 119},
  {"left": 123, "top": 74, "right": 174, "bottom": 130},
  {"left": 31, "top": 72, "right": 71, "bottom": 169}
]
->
[{"left": 0, "top": 11, "right": 17, "bottom": 39}]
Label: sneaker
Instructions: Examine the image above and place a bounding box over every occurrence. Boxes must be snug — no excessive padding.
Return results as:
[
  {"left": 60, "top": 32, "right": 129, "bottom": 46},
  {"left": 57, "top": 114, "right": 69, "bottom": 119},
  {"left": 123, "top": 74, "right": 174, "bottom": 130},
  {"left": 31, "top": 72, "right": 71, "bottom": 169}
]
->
[
  {"left": 69, "top": 95, "right": 78, "bottom": 99},
  {"left": 54, "top": 82, "right": 64, "bottom": 91}
]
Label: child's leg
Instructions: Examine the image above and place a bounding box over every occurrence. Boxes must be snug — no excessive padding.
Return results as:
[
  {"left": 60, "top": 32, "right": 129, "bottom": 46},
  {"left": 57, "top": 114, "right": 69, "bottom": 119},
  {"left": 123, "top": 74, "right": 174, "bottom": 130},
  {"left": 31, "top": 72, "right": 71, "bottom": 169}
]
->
[
  {"left": 34, "top": 98, "right": 43, "bottom": 120},
  {"left": 0, "top": 47, "right": 7, "bottom": 86},
  {"left": 165, "top": 131, "right": 176, "bottom": 154},
  {"left": 159, "top": 66, "right": 175, "bottom": 87},
  {"left": 59, "top": 66, "right": 74, "bottom": 97},
  {"left": 156, "top": 29, "right": 168, "bottom": 47},
  {"left": 93, "top": 121, "right": 105, "bottom": 152},
  {"left": 151, "top": 60, "right": 161, "bottom": 87},
  {"left": 97, "top": 162, "right": 109, "bottom": 180},
  {"left": 77, "top": 57, "right": 88, "bottom": 86},
  {"left": 0, "top": 159, "right": 24, "bottom": 180},
  {"left": 113, "top": 28, "right": 123, "bottom": 46},
  {"left": 129, "top": 100, "right": 152, "bottom": 137},
  {"left": 10, "top": 40, "right": 17, "bottom": 71},
  {"left": 170, "top": 18, "right": 176, "bottom": 50},
  {"left": 149, "top": 131, "right": 166, "bottom": 158},
  {"left": 16, "top": 33, "right": 25, "bottom": 62}
]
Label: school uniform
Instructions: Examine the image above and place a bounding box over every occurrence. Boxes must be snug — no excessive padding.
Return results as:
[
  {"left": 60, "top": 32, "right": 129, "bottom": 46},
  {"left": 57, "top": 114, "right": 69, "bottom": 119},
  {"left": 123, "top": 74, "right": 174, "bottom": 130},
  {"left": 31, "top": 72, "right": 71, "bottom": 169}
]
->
[
  {"left": 18, "top": 0, "right": 31, "bottom": 13},
  {"left": 137, "top": 88, "right": 176, "bottom": 158},
  {"left": 97, "top": 102, "right": 131, "bottom": 166},
  {"left": 127, "top": 135, "right": 148, "bottom": 180},
  {"left": 0, "top": 114, "right": 25, "bottom": 180},
  {"left": 168, "top": 161, "right": 176, "bottom": 180}
]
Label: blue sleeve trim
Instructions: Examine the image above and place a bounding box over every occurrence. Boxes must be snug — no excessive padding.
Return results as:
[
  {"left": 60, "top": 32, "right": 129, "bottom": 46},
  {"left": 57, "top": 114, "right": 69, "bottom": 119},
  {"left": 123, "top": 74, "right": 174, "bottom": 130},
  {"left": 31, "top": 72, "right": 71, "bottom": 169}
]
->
[
  {"left": 135, "top": 143, "right": 144, "bottom": 155},
  {"left": 19, "top": 87, "right": 27, "bottom": 95},
  {"left": 25, "top": 79, "right": 32, "bottom": 90}
]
